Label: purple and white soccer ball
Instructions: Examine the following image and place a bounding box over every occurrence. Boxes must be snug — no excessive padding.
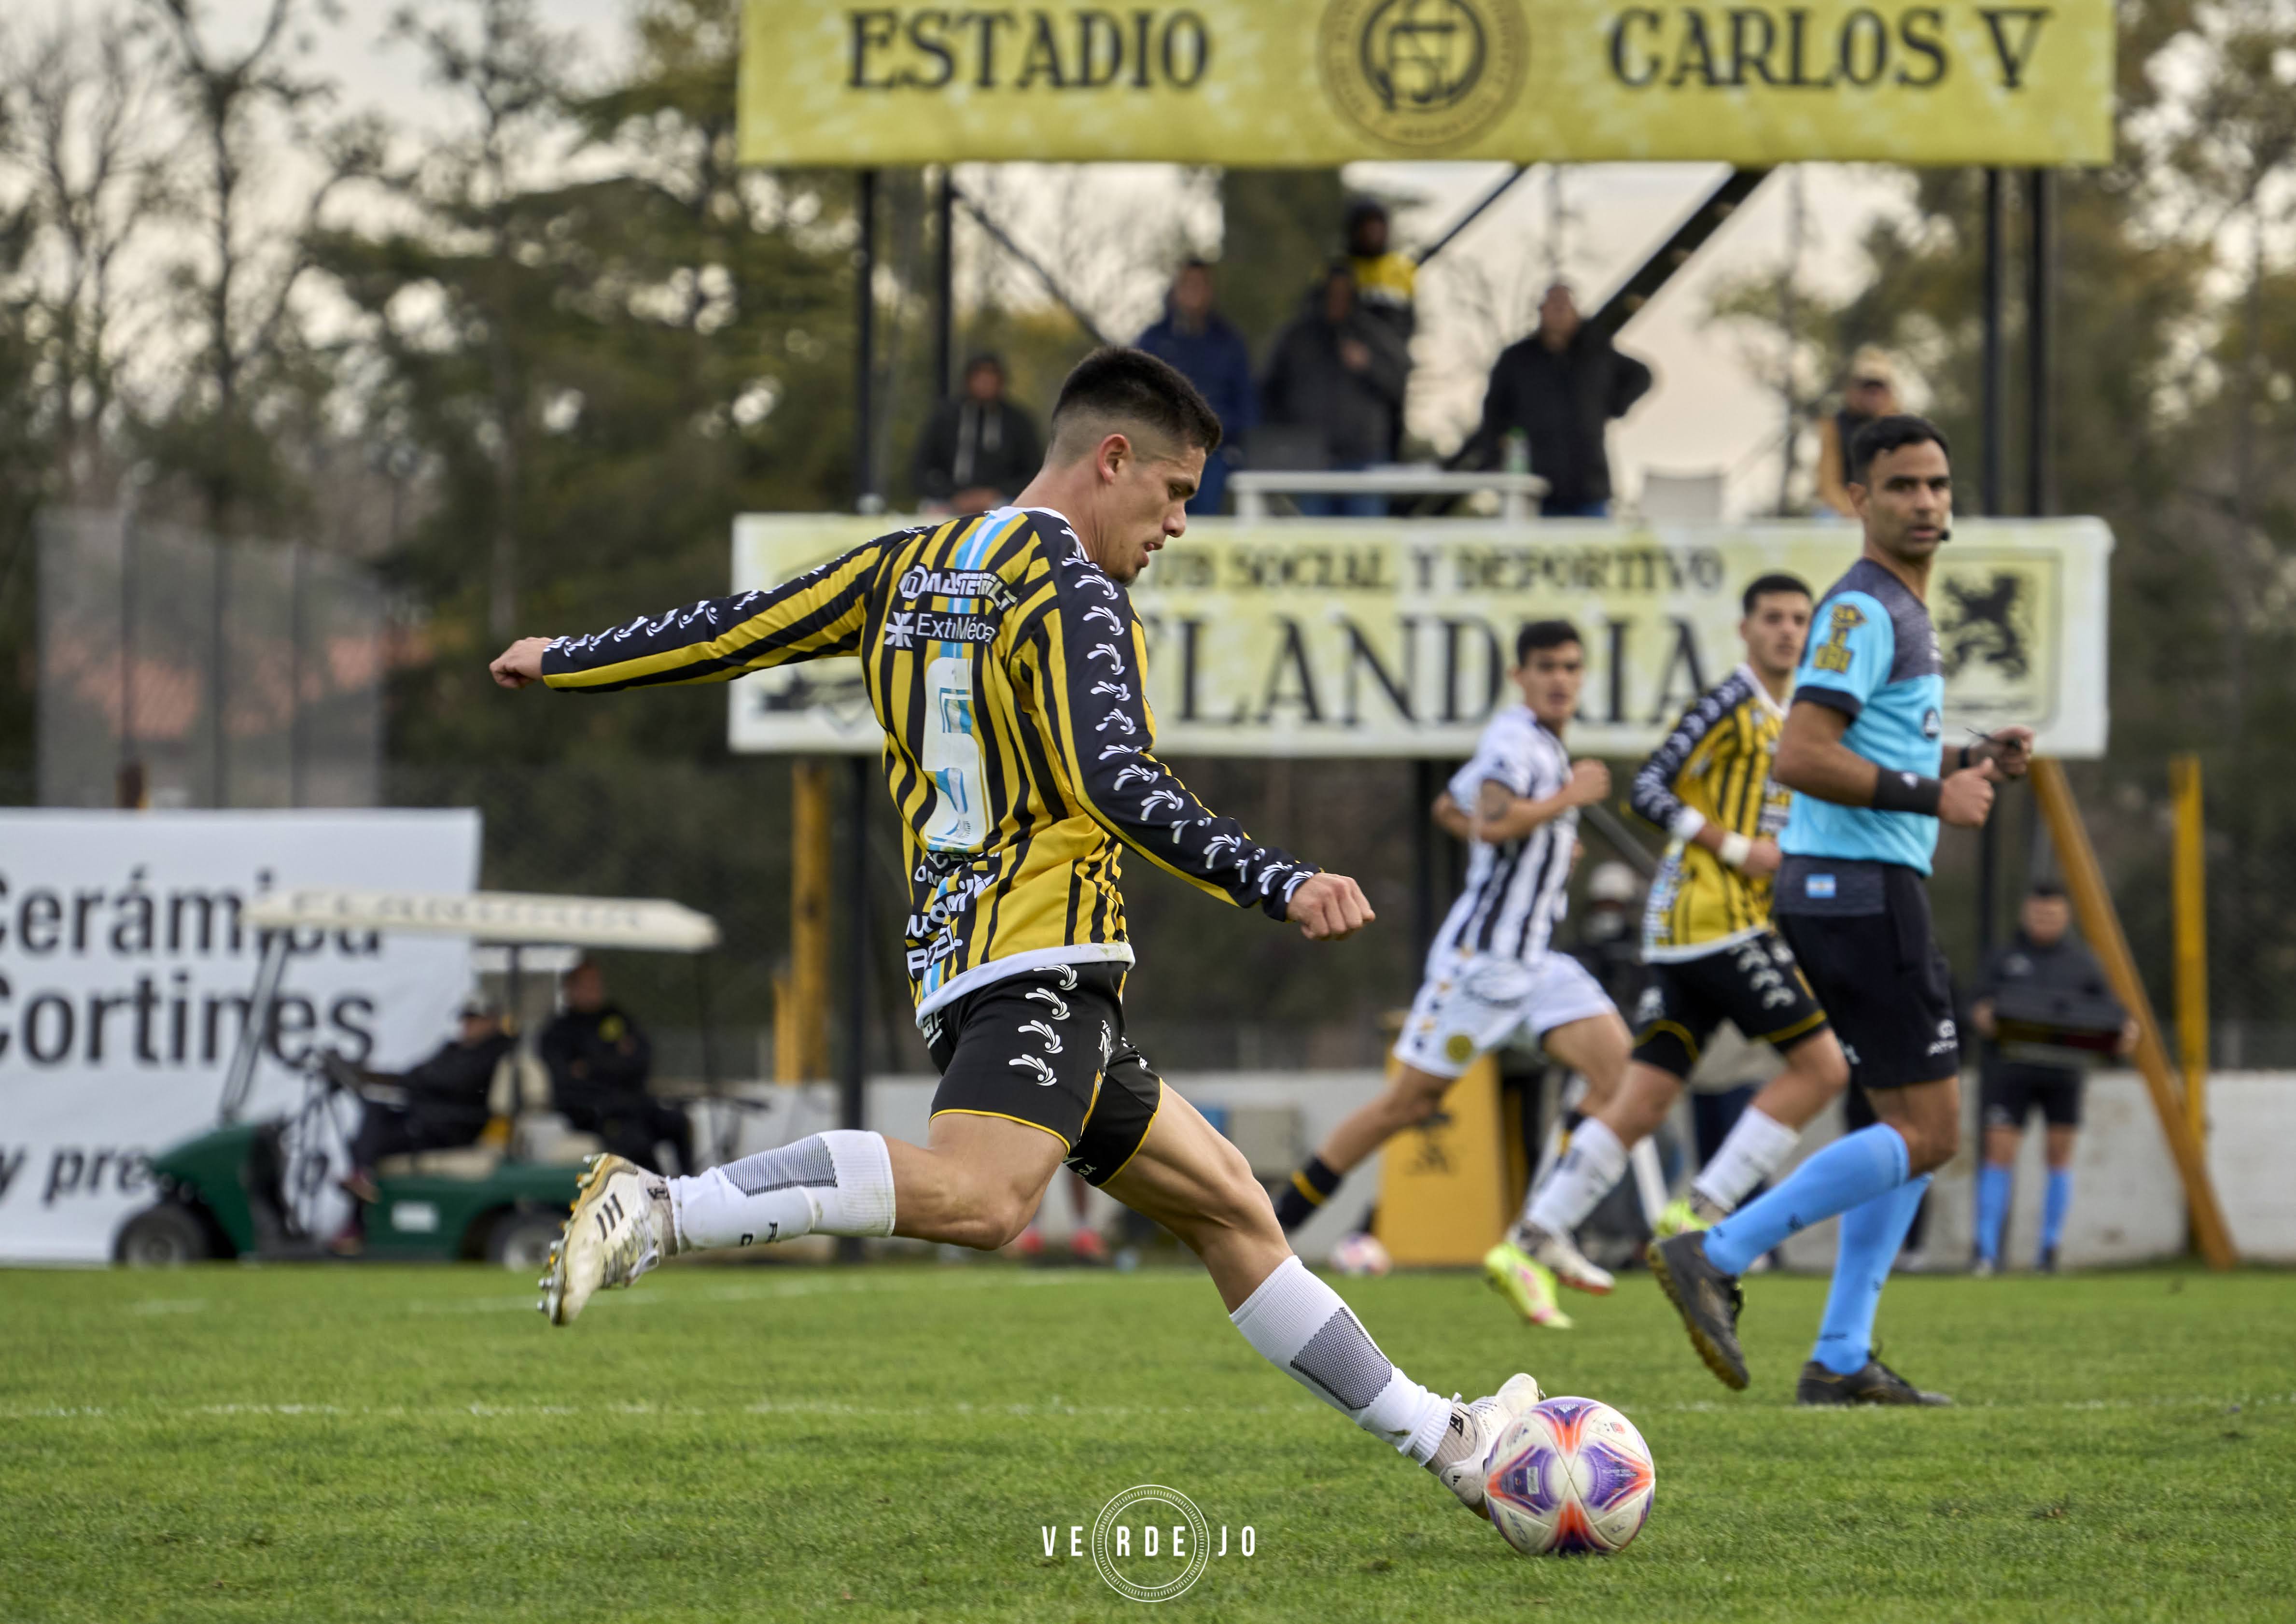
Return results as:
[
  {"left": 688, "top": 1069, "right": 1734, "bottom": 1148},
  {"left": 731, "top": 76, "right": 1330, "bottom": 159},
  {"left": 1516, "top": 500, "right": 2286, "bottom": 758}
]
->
[
  {"left": 1484, "top": 1396, "right": 1655, "bottom": 1556},
  {"left": 1327, "top": 1232, "right": 1391, "bottom": 1277}
]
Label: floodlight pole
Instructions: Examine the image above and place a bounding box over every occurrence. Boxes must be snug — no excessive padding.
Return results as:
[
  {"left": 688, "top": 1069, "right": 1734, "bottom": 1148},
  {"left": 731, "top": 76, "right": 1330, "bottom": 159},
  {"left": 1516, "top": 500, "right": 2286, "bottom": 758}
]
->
[
  {"left": 1980, "top": 169, "right": 2008, "bottom": 519},
  {"left": 934, "top": 168, "right": 957, "bottom": 398},
  {"left": 854, "top": 169, "right": 881, "bottom": 512},
  {"left": 2024, "top": 170, "right": 2055, "bottom": 519}
]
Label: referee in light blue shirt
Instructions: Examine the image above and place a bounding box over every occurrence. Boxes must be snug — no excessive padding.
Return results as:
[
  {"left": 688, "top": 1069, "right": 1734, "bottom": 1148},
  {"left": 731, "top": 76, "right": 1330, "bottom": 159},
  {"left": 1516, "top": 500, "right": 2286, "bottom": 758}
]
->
[{"left": 1650, "top": 415, "right": 2032, "bottom": 1406}]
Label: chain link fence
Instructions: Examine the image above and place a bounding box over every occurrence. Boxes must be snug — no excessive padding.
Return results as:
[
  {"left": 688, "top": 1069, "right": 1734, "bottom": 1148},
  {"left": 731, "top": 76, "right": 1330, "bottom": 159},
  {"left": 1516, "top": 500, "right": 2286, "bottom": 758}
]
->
[{"left": 36, "top": 508, "right": 384, "bottom": 810}]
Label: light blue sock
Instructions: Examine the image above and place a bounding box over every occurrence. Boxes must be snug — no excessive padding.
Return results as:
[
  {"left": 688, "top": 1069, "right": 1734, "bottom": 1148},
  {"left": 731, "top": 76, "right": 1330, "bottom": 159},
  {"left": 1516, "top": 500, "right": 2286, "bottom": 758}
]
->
[
  {"left": 1704, "top": 1124, "right": 1910, "bottom": 1277},
  {"left": 2040, "top": 1168, "right": 2073, "bottom": 1258},
  {"left": 1974, "top": 1164, "right": 2012, "bottom": 1264},
  {"left": 1811, "top": 1174, "right": 1932, "bottom": 1375}
]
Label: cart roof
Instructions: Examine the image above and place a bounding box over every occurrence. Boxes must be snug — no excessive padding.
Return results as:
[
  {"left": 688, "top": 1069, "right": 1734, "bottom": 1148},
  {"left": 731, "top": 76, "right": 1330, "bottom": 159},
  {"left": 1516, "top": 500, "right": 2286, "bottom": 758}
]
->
[{"left": 243, "top": 888, "right": 720, "bottom": 952}]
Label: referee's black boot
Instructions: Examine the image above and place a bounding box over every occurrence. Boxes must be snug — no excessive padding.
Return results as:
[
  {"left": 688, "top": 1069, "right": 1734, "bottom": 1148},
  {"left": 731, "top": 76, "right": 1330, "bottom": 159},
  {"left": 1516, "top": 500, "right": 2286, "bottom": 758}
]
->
[{"left": 1795, "top": 1356, "right": 1952, "bottom": 1407}]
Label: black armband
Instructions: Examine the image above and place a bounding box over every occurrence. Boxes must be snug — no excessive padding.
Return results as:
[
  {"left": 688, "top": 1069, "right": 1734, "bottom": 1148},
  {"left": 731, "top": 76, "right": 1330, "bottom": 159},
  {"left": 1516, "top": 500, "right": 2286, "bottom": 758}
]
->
[{"left": 1871, "top": 770, "right": 1943, "bottom": 816}]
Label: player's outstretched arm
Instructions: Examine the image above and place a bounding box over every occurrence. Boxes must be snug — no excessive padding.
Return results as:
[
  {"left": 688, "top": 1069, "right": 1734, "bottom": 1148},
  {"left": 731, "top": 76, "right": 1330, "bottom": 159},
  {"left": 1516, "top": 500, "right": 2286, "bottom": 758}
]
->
[
  {"left": 1473, "top": 759, "right": 1609, "bottom": 843},
  {"left": 1018, "top": 538, "right": 1318, "bottom": 923},
  {"left": 493, "top": 540, "right": 887, "bottom": 696}
]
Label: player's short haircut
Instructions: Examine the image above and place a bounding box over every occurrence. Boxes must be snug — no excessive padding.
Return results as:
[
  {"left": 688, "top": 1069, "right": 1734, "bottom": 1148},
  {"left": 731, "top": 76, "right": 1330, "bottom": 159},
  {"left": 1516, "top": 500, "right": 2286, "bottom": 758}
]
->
[
  {"left": 1047, "top": 346, "right": 1222, "bottom": 464},
  {"left": 1848, "top": 413, "right": 1949, "bottom": 484},
  {"left": 2028, "top": 879, "right": 2067, "bottom": 900},
  {"left": 1515, "top": 620, "right": 1582, "bottom": 664},
  {"left": 1741, "top": 572, "right": 1812, "bottom": 615}
]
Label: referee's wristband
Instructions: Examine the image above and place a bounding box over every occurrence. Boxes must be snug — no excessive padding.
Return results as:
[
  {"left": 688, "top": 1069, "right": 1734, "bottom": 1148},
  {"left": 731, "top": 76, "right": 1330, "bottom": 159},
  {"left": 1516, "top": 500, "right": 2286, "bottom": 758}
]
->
[
  {"left": 1871, "top": 770, "right": 1944, "bottom": 816},
  {"left": 1716, "top": 831, "right": 1754, "bottom": 869}
]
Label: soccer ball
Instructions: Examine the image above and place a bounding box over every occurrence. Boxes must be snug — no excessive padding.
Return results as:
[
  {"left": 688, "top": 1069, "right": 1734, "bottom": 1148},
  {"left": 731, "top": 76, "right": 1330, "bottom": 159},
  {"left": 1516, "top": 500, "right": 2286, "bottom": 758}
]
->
[
  {"left": 1484, "top": 1396, "right": 1655, "bottom": 1556},
  {"left": 1327, "top": 1232, "right": 1391, "bottom": 1277}
]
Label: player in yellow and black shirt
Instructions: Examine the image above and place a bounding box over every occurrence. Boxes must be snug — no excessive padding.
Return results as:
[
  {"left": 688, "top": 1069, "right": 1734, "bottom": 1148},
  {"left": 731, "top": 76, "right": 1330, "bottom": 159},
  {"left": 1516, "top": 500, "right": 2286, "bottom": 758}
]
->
[
  {"left": 498, "top": 351, "right": 1547, "bottom": 1542},
  {"left": 1507, "top": 575, "right": 1858, "bottom": 1297}
]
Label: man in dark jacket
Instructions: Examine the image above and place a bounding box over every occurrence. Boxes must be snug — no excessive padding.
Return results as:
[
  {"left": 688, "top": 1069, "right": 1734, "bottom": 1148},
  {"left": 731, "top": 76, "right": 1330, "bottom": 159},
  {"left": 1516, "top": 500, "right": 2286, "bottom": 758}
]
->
[
  {"left": 1260, "top": 264, "right": 1410, "bottom": 516},
  {"left": 1969, "top": 883, "right": 2135, "bottom": 1273},
  {"left": 540, "top": 958, "right": 695, "bottom": 1175},
  {"left": 341, "top": 1001, "right": 514, "bottom": 1200},
  {"left": 1134, "top": 259, "right": 1255, "bottom": 515},
  {"left": 911, "top": 353, "right": 1043, "bottom": 514},
  {"left": 1474, "top": 283, "right": 1652, "bottom": 517}
]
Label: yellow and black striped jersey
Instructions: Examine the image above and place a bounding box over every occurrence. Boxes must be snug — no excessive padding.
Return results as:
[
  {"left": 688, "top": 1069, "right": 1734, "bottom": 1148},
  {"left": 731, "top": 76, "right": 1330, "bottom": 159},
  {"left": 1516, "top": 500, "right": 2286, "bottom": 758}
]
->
[
  {"left": 540, "top": 506, "right": 1314, "bottom": 1022},
  {"left": 1629, "top": 665, "right": 1791, "bottom": 961}
]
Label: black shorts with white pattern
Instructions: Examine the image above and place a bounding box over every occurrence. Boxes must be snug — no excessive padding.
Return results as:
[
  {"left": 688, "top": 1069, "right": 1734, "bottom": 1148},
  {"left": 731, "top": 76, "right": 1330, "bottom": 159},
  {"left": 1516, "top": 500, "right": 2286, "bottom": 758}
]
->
[{"left": 923, "top": 962, "right": 1164, "bottom": 1186}]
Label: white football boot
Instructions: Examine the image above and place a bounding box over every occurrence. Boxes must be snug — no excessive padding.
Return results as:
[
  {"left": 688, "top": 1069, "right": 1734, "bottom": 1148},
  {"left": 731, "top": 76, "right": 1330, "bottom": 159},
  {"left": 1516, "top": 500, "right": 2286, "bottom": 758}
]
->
[
  {"left": 1430, "top": 1372, "right": 1546, "bottom": 1515},
  {"left": 539, "top": 1154, "right": 677, "bottom": 1326},
  {"left": 1514, "top": 1222, "right": 1617, "bottom": 1296}
]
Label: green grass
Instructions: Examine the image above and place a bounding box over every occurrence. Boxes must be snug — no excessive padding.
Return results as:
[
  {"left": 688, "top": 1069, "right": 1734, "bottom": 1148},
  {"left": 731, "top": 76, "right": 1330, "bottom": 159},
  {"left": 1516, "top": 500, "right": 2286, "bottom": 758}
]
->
[{"left": 2, "top": 1260, "right": 2291, "bottom": 1623}]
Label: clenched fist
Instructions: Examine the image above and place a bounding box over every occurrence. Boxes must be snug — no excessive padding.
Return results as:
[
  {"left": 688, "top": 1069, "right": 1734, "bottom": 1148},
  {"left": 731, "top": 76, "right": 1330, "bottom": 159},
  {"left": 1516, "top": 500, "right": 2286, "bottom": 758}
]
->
[{"left": 1287, "top": 872, "right": 1375, "bottom": 941}]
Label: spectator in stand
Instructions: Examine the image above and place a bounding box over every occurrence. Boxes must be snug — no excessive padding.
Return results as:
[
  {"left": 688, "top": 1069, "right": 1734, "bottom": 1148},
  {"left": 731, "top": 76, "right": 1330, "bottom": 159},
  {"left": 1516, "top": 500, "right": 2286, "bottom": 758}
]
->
[
  {"left": 1813, "top": 347, "right": 1902, "bottom": 519},
  {"left": 1473, "top": 282, "right": 1652, "bottom": 518},
  {"left": 1345, "top": 198, "right": 1416, "bottom": 343},
  {"left": 911, "top": 352, "right": 1042, "bottom": 515},
  {"left": 1261, "top": 263, "right": 1410, "bottom": 517},
  {"left": 540, "top": 957, "right": 694, "bottom": 1176},
  {"left": 1345, "top": 199, "right": 1416, "bottom": 461},
  {"left": 1134, "top": 258, "right": 1256, "bottom": 515}
]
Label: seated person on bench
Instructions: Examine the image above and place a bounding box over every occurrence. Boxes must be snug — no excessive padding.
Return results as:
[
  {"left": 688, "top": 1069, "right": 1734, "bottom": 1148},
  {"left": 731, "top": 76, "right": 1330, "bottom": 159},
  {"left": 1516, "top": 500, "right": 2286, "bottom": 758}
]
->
[
  {"left": 538, "top": 957, "right": 695, "bottom": 1175},
  {"left": 338, "top": 999, "right": 515, "bottom": 1205}
]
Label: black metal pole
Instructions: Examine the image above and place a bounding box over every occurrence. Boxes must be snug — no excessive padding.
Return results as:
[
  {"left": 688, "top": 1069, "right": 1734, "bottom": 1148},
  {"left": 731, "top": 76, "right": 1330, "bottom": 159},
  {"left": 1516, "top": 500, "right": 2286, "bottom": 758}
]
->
[
  {"left": 934, "top": 168, "right": 956, "bottom": 399},
  {"left": 838, "top": 752, "right": 870, "bottom": 1261},
  {"left": 2024, "top": 169, "right": 2055, "bottom": 519},
  {"left": 1981, "top": 169, "right": 2008, "bottom": 517},
  {"left": 854, "top": 169, "right": 880, "bottom": 512}
]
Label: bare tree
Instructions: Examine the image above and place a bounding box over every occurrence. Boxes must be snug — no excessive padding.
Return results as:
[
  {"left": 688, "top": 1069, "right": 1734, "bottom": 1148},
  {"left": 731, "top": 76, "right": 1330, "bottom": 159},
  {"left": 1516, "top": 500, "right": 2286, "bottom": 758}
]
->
[
  {"left": 143, "top": 0, "right": 381, "bottom": 533},
  {"left": 0, "top": 9, "right": 177, "bottom": 502}
]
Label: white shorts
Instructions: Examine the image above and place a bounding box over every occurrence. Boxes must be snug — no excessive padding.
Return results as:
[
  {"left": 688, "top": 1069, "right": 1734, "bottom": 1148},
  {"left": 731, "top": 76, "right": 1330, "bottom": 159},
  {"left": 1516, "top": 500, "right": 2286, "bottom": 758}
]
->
[{"left": 1392, "top": 948, "right": 1619, "bottom": 1079}]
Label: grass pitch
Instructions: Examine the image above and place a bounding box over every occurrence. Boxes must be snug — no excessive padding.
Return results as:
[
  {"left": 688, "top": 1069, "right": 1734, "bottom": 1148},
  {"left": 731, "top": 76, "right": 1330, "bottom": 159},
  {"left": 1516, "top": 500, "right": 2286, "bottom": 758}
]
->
[{"left": 3, "top": 1258, "right": 2291, "bottom": 1623}]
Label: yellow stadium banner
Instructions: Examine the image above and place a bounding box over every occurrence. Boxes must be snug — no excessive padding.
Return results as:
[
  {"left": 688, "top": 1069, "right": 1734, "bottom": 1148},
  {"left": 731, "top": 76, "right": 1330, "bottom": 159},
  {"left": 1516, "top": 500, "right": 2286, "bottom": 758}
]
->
[
  {"left": 738, "top": 0, "right": 2113, "bottom": 168},
  {"left": 726, "top": 515, "right": 2112, "bottom": 759}
]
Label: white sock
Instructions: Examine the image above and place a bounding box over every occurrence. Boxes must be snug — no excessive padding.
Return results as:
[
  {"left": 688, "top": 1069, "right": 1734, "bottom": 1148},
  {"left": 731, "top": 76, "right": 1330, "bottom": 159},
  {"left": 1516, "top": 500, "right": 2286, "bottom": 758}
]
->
[
  {"left": 1229, "top": 1256, "right": 1453, "bottom": 1462},
  {"left": 1690, "top": 1107, "right": 1802, "bottom": 1214},
  {"left": 1522, "top": 1118, "right": 1629, "bottom": 1237},
  {"left": 668, "top": 1131, "right": 896, "bottom": 1250}
]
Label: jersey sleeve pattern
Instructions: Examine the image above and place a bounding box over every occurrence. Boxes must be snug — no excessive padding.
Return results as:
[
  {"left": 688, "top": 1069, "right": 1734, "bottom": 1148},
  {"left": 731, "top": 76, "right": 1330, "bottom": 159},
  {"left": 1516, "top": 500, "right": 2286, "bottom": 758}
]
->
[
  {"left": 1450, "top": 713, "right": 1538, "bottom": 807},
  {"left": 1015, "top": 514, "right": 1314, "bottom": 920},
  {"left": 1630, "top": 671, "right": 1750, "bottom": 837},
  {"left": 539, "top": 535, "right": 904, "bottom": 692},
  {"left": 1793, "top": 591, "right": 1895, "bottom": 720}
]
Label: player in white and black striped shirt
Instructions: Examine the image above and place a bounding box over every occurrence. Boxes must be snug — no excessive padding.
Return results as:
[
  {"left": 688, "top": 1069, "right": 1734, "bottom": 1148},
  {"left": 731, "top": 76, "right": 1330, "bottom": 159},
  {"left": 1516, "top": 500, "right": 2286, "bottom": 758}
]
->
[{"left": 1273, "top": 622, "right": 1632, "bottom": 1330}]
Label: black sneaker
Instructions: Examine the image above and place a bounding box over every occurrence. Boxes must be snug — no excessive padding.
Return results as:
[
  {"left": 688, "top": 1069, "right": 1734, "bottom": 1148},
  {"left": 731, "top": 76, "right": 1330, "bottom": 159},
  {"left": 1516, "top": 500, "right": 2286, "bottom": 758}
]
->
[
  {"left": 1796, "top": 1357, "right": 1952, "bottom": 1406},
  {"left": 2037, "top": 1246, "right": 2060, "bottom": 1274},
  {"left": 1647, "top": 1230, "right": 1749, "bottom": 1390}
]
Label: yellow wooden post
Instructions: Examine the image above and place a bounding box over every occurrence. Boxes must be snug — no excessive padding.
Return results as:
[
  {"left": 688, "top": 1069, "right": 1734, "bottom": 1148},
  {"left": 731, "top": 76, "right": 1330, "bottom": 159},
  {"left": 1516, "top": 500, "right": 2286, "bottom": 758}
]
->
[
  {"left": 2170, "top": 755, "right": 2209, "bottom": 1145},
  {"left": 1373, "top": 1055, "right": 1512, "bottom": 1266},
  {"left": 2031, "top": 759, "right": 2236, "bottom": 1268},
  {"left": 778, "top": 760, "right": 834, "bottom": 1083}
]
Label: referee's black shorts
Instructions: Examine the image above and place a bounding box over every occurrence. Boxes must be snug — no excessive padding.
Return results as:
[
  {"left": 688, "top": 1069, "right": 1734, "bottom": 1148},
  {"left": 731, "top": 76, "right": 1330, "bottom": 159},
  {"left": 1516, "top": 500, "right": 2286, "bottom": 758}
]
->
[
  {"left": 921, "top": 962, "right": 1164, "bottom": 1186},
  {"left": 1629, "top": 929, "right": 1830, "bottom": 1080},
  {"left": 1775, "top": 861, "right": 1961, "bottom": 1092},
  {"left": 1982, "top": 1062, "right": 2085, "bottom": 1129}
]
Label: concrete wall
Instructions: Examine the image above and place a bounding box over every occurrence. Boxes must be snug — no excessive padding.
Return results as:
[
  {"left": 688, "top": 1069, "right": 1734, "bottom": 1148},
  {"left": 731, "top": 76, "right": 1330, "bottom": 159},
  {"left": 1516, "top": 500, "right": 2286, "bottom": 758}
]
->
[{"left": 742, "top": 1069, "right": 2296, "bottom": 1269}]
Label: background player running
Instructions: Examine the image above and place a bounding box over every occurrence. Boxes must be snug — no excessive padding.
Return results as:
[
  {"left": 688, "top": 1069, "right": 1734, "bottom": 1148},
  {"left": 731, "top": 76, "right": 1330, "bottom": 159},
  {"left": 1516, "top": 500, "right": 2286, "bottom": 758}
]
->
[
  {"left": 488, "top": 349, "right": 1544, "bottom": 1532},
  {"left": 1507, "top": 575, "right": 1854, "bottom": 1295},
  {"left": 1649, "top": 414, "right": 2031, "bottom": 1405},
  {"left": 1272, "top": 622, "right": 1631, "bottom": 1331}
]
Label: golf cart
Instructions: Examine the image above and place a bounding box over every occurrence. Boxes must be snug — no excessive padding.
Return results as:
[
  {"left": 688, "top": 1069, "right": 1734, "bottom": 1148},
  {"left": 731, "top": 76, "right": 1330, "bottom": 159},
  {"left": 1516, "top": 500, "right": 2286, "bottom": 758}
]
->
[{"left": 113, "top": 888, "right": 720, "bottom": 1269}]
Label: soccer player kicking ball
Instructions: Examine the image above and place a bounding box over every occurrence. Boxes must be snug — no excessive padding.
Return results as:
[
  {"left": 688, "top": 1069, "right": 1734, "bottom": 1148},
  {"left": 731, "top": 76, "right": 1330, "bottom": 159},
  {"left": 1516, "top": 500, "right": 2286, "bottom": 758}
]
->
[
  {"left": 1648, "top": 415, "right": 2031, "bottom": 1405},
  {"left": 1271, "top": 623, "right": 1631, "bottom": 1332},
  {"left": 1506, "top": 575, "right": 1855, "bottom": 1295},
  {"left": 489, "top": 349, "right": 1543, "bottom": 1530}
]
